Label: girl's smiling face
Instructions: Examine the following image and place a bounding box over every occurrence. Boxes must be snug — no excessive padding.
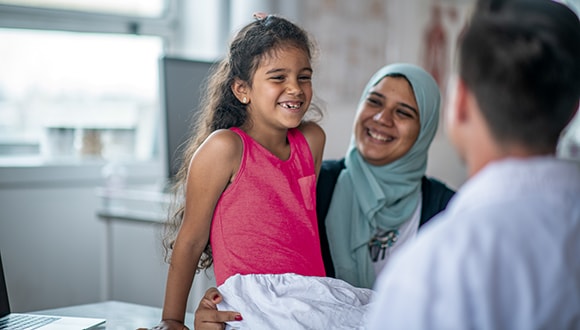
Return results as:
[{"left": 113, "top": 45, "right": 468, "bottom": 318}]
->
[
  {"left": 242, "top": 46, "right": 313, "bottom": 130},
  {"left": 354, "top": 76, "right": 421, "bottom": 166}
]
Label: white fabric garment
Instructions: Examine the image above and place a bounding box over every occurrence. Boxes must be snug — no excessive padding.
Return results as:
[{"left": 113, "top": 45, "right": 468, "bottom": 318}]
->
[
  {"left": 217, "top": 273, "right": 374, "bottom": 330},
  {"left": 367, "top": 157, "right": 580, "bottom": 330}
]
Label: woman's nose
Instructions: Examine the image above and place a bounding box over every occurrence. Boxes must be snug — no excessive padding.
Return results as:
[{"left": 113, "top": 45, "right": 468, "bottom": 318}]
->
[{"left": 373, "top": 109, "right": 394, "bottom": 126}]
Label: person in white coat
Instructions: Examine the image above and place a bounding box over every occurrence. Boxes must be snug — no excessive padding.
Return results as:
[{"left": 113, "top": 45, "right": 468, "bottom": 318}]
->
[{"left": 367, "top": 0, "right": 580, "bottom": 329}]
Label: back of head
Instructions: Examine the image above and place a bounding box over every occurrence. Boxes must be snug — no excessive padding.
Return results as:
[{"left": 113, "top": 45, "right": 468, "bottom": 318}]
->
[{"left": 458, "top": 0, "right": 580, "bottom": 153}]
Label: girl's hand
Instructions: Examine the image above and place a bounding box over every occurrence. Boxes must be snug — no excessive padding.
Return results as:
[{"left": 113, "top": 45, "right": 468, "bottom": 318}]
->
[{"left": 194, "top": 287, "right": 242, "bottom": 330}]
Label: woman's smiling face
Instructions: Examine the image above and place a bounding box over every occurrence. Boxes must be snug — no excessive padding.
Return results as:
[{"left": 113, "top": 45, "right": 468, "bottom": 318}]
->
[{"left": 354, "top": 76, "right": 421, "bottom": 166}]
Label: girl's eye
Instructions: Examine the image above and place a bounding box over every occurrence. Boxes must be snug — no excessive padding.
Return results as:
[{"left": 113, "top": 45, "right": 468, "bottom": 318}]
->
[{"left": 299, "top": 75, "right": 312, "bottom": 81}]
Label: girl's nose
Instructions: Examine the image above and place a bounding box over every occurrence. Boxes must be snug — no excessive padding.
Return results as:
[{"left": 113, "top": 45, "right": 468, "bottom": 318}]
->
[{"left": 286, "top": 80, "right": 303, "bottom": 95}]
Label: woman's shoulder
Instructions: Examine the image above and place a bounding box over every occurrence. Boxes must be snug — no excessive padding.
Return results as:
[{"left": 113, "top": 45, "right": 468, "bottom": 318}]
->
[
  {"left": 317, "top": 158, "right": 346, "bottom": 196},
  {"left": 421, "top": 176, "right": 455, "bottom": 197},
  {"left": 419, "top": 176, "right": 456, "bottom": 225},
  {"left": 321, "top": 158, "right": 346, "bottom": 171}
]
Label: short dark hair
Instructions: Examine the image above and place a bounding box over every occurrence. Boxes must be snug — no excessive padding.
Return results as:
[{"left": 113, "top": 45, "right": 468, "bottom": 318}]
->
[{"left": 458, "top": 0, "right": 580, "bottom": 153}]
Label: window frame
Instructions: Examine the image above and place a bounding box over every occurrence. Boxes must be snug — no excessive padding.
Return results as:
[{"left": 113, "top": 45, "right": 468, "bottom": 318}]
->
[
  {"left": 0, "top": 0, "right": 180, "bottom": 181},
  {"left": 0, "top": 1, "right": 178, "bottom": 39}
]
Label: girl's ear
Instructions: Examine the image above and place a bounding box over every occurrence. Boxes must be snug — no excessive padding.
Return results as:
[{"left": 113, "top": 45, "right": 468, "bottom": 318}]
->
[{"left": 231, "top": 78, "right": 250, "bottom": 104}]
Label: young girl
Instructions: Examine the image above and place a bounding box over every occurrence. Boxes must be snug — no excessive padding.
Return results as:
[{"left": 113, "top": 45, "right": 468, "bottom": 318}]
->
[{"left": 154, "top": 14, "right": 326, "bottom": 330}]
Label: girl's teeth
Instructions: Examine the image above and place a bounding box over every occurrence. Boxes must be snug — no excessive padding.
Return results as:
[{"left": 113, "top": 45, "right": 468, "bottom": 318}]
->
[{"left": 282, "top": 103, "right": 300, "bottom": 109}]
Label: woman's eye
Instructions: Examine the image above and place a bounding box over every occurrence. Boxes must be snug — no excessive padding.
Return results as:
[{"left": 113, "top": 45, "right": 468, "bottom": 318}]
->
[
  {"left": 270, "top": 76, "right": 284, "bottom": 81},
  {"left": 299, "top": 75, "right": 312, "bottom": 81},
  {"left": 397, "top": 109, "right": 413, "bottom": 118},
  {"left": 366, "top": 98, "right": 381, "bottom": 107}
]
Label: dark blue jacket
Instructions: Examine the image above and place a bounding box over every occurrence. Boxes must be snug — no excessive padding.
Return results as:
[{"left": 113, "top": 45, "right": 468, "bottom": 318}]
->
[{"left": 316, "top": 158, "right": 456, "bottom": 277}]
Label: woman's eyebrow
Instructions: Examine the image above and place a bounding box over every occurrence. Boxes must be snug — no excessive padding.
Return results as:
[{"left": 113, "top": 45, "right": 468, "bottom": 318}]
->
[
  {"left": 368, "top": 91, "right": 418, "bottom": 115},
  {"left": 369, "top": 91, "right": 386, "bottom": 100}
]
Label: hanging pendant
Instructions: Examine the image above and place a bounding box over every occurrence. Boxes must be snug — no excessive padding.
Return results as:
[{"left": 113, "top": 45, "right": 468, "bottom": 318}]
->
[{"left": 368, "top": 229, "right": 399, "bottom": 262}]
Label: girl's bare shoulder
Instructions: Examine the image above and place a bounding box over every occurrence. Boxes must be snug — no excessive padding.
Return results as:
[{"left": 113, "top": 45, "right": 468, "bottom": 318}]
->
[
  {"left": 298, "top": 121, "right": 326, "bottom": 148},
  {"left": 298, "top": 121, "right": 325, "bottom": 139},
  {"left": 194, "top": 129, "right": 243, "bottom": 163}
]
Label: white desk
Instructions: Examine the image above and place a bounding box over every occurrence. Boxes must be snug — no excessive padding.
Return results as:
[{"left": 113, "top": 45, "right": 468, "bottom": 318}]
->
[{"left": 33, "top": 300, "right": 195, "bottom": 330}]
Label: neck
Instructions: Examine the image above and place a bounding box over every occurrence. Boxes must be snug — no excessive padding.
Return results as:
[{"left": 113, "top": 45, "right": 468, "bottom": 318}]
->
[
  {"left": 241, "top": 123, "right": 291, "bottom": 159},
  {"left": 242, "top": 121, "right": 288, "bottom": 142},
  {"left": 466, "top": 140, "right": 555, "bottom": 178}
]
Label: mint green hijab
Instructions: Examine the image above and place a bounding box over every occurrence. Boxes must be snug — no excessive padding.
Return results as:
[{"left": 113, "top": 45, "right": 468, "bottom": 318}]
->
[{"left": 325, "top": 64, "right": 441, "bottom": 288}]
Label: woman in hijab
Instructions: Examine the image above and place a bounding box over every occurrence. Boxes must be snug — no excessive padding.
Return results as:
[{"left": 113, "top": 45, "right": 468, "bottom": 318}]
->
[
  {"left": 317, "top": 63, "right": 455, "bottom": 289},
  {"left": 190, "top": 63, "right": 455, "bottom": 329}
]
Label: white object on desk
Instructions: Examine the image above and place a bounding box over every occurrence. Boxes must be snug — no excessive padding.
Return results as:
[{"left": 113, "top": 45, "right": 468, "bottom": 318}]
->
[{"left": 32, "top": 300, "right": 195, "bottom": 330}]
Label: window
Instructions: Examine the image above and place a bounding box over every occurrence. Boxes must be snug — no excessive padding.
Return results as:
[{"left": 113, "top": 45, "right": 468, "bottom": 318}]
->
[
  {"left": 0, "top": 0, "right": 175, "bottom": 162},
  {"left": 0, "top": 29, "right": 162, "bottom": 160},
  {"left": 0, "top": 0, "right": 166, "bottom": 16}
]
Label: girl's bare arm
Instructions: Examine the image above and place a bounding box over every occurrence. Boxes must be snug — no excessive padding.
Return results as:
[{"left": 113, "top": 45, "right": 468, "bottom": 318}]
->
[{"left": 160, "top": 129, "right": 242, "bottom": 327}]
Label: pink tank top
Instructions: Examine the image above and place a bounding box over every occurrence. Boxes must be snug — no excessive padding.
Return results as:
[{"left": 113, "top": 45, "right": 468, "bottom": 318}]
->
[{"left": 210, "top": 127, "right": 326, "bottom": 285}]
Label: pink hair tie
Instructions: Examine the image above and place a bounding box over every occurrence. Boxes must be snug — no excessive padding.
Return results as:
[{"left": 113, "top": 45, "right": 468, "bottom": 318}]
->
[{"left": 253, "top": 12, "right": 268, "bottom": 20}]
